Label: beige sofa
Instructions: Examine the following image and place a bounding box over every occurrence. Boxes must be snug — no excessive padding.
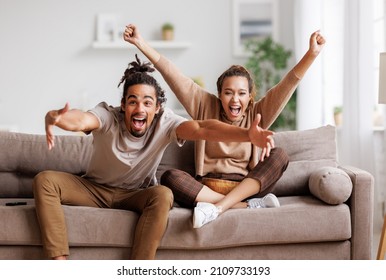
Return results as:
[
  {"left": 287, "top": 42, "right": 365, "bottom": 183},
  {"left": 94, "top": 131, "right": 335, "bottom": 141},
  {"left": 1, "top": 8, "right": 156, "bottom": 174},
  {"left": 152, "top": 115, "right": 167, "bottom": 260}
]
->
[{"left": 0, "top": 125, "right": 374, "bottom": 260}]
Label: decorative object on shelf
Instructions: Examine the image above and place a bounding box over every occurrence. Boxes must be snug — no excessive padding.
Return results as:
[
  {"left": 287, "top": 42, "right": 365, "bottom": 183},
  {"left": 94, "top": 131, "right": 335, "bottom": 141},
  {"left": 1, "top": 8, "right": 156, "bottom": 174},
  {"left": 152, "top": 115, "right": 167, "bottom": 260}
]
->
[
  {"left": 333, "top": 106, "right": 343, "bottom": 126},
  {"left": 96, "top": 14, "right": 118, "bottom": 42},
  {"left": 244, "top": 36, "right": 295, "bottom": 130},
  {"left": 378, "top": 52, "right": 386, "bottom": 103},
  {"left": 91, "top": 40, "right": 191, "bottom": 50},
  {"left": 232, "top": 0, "right": 278, "bottom": 57},
  {"left": 161, "top": 22, "right": 174, "bottom": 41}
]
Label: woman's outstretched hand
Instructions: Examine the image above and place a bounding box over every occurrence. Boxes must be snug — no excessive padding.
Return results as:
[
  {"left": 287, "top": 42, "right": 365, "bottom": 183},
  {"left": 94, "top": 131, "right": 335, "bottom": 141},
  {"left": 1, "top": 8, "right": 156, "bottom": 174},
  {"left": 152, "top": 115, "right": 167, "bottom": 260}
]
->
[
  {"left": 309, "top": 30, "right": 326, "bottom": 56},
  {"left": 248, "top": 114, "right": 275, "bottom": 162},
  {"left": 123, "top": 24, "right": 142, "bottom": 45}
]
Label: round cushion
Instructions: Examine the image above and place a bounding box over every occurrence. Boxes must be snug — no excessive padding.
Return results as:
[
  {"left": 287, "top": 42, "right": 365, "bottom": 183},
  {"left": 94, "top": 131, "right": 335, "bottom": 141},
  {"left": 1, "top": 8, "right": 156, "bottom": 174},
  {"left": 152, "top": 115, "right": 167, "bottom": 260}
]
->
[
  {"left": 308, "top": 167, "right": 353, "bottom": 205},
  {"left": 201, "top": 178, "right": 239, "bottom": 195}
]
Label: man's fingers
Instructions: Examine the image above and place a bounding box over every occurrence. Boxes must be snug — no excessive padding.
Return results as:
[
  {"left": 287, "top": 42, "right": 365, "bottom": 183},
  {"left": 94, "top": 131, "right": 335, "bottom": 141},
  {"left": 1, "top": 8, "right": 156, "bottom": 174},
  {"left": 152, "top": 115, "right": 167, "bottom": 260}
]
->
[
  {"left": 45, "top": 123, "right": 55, "bottom": 150},
  {"left": 57, "top": 102, "right": 69, "bottom": 116},
  {"left": 46, "top": 133, "right": 54, "bottom": 150}
]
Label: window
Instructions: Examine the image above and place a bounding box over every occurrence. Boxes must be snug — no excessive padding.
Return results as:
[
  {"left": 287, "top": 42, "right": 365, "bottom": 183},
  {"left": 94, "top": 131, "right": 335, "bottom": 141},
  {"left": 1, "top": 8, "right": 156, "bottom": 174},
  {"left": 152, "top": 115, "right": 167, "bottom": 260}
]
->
[{"left": 374, "top": 0, "right": 386, "bottom": 127}]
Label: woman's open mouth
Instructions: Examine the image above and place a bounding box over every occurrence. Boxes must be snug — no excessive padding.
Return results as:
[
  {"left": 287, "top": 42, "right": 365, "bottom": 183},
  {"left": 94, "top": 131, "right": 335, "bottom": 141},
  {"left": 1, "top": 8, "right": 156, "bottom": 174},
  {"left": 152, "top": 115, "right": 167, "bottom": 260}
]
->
[{"left": 229, "top": 106, "right": 241, "bottom": 117}]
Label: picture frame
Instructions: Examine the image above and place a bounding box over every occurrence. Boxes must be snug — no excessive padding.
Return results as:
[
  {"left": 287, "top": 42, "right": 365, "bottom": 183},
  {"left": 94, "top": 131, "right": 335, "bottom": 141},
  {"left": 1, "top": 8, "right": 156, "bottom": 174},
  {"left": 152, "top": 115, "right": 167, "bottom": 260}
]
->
[
  {"left": 232, "top": 0, "right": 278, "bottom": 57},
  {"left": 96, "top": 14, "right": 118, "bottom": 42}
]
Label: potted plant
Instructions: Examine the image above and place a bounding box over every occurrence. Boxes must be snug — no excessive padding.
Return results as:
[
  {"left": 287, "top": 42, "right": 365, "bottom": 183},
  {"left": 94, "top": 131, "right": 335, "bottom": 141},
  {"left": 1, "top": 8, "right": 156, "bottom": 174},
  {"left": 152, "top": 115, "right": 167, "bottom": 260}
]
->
[
  {"left": 333, "top": 106, "right": 343, "bottom": 126},
  {"left": 162, "top": 22, "right": 174, "bottom": 41},
  {"left": 244, "top": 37, "right": 295, "bottom": 131}
]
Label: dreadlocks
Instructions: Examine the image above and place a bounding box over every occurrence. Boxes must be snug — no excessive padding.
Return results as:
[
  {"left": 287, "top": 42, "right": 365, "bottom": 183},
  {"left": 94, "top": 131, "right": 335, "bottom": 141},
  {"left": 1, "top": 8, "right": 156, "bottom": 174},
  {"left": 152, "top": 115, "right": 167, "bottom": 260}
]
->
[{"left": 118, "top": 54, "right": 167, "bottom": 107}]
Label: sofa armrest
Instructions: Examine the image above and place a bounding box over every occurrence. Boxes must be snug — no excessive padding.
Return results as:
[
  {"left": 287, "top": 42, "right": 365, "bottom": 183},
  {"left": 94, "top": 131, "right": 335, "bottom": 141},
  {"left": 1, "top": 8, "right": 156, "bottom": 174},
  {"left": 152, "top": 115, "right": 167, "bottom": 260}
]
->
[{"left": 339, "top": 165, "right": 374, "bottom": 259}]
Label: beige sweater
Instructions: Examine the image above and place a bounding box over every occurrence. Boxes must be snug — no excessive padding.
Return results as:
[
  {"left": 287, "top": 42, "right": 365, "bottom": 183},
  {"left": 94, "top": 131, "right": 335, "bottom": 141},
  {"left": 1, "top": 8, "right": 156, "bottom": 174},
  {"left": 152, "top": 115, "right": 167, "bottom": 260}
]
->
[{"left": 155, "top": 56, "right": 300, "bottom": 176}]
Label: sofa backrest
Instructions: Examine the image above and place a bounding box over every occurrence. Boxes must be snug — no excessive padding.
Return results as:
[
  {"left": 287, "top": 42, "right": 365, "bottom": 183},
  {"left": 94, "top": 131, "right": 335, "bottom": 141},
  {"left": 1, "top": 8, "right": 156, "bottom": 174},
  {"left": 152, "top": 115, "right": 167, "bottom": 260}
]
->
[
  {"left": 0, "top": 125, "right": 337, "bottom": 198},
  {"left": 0, "top": 131, "right": 195, "bottom": 198},
  {"left": 272, "top": 125, "right": 338, "bottom": 196},
  {"left": 0, "top": 131, "right": 93, "bottom": 197}
]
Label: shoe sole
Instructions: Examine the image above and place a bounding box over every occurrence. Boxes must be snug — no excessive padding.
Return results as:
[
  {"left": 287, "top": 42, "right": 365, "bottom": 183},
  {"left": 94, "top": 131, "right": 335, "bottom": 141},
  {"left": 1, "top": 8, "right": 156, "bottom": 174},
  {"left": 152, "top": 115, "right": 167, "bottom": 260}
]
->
[
  {"left": 264, "top": 193, "right": 280, "bottom": 208},
  {"left": 193, "top": 207, "right": 203, "bottom": 228}
]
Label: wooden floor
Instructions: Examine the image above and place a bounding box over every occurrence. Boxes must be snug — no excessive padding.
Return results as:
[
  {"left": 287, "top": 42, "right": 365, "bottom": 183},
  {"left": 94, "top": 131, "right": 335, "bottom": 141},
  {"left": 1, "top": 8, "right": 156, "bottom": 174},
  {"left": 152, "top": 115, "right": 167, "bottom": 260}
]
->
[
  {"left": 375, "top": 215, "right": 386, "bottom": 260},
  {"left": 373, "top": 214, "right": 386, "bottom": 260}
]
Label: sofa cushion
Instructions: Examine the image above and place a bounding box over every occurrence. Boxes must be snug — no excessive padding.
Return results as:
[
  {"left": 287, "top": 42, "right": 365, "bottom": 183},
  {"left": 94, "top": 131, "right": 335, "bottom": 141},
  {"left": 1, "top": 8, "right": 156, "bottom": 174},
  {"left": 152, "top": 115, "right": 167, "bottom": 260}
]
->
[
  {"left": 0, "top": 131, "right": 92, "bottom": 174},
  {"left": 0, "top": 131, "right": 92, "bottom": 198},
  {"left": 272, "top": 125, "right": 338, "bottom": 196},
  {"left": 156, "top": 140, "right": 195, "bottom": 182},
  {"left": 0, "top": 196, "right": 351, "bottom": 249},
  {"left": 309, "top": 167, "right": 353, "bottom": 205}
]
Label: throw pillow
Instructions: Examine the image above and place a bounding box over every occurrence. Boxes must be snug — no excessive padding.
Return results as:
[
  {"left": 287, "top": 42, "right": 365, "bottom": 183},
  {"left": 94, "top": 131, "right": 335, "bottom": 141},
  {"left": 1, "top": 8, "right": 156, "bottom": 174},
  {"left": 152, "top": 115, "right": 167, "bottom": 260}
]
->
[{"left": 308, "top": 166, "right": 353, "bottom": 205}]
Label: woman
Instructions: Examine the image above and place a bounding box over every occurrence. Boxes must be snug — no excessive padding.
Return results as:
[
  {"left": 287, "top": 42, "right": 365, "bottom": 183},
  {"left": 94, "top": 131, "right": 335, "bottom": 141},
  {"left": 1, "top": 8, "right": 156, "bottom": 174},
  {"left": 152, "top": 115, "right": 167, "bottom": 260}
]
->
[{"left": 124, "top": 24, "right": 326, "bottom": 228}]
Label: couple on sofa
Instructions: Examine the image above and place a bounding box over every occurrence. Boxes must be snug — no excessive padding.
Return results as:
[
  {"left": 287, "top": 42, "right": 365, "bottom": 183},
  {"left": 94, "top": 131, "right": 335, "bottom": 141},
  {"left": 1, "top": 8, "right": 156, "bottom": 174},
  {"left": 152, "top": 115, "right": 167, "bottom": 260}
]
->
[{"left": 33, "top": 23, "right": 325, "bottom": 260}]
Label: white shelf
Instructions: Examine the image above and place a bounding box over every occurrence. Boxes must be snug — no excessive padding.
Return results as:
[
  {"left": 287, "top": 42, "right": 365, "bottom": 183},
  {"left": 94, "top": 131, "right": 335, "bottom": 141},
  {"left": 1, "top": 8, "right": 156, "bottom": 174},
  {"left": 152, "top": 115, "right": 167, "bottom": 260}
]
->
[{"left": 92, "top": 40, "right": 191, "bottom": 50}]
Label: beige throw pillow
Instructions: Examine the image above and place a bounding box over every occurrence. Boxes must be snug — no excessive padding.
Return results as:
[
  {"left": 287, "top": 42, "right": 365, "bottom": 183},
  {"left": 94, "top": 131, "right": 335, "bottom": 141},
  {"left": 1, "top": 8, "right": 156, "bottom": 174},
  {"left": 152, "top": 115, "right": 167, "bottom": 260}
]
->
[{"left": 308, "top": 166, "right": 353, "bottom": 205}]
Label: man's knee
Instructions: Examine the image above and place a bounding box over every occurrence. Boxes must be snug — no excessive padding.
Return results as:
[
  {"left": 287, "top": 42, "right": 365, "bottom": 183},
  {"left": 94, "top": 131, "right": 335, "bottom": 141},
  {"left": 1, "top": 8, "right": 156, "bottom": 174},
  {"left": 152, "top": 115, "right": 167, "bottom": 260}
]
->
[
  {"left": 33, "top": 170, "right": 56, "bottom": 195},
  {"left": 150, "top": 185, "right": 174, "bottom": 209}
]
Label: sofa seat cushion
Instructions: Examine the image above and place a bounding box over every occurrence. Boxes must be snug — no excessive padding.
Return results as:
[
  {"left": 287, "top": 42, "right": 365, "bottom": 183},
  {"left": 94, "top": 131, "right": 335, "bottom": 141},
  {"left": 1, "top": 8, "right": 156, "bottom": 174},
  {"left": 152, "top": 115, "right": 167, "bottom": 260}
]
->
[
  {"left": 0, "top": 196, "right": 351, "bottom": 249},
  {"left": 160, "top": 196, "right": 351, "bottom": 249},
  {"left": 0, "top": 199, "right": 138, "bottom": 247}
]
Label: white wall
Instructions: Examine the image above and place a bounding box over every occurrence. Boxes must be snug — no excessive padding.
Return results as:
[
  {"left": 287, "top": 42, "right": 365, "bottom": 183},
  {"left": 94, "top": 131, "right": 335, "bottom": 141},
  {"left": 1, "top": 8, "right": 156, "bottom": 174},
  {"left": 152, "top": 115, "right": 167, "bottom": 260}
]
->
[{"left": 0, "top": 0, "right": 296, "bottom": 134}]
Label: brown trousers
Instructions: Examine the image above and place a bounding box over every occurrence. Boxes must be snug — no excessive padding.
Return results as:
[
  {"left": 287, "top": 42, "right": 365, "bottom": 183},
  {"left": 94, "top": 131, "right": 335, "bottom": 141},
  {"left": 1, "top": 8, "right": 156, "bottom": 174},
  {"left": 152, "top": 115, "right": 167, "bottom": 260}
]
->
[
  {"left": 32, "top": 170, "right": 173, "bottom": 259},
  {"left": 161, "top": 147, "right": 289, "bottom": 208}
]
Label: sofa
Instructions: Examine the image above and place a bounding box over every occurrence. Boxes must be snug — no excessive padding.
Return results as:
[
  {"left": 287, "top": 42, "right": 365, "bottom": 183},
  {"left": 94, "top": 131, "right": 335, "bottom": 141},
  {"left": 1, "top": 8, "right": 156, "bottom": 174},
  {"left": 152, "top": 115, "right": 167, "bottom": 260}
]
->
[{"left": 0, "top": 125, "right": 374, "bottom": 260}]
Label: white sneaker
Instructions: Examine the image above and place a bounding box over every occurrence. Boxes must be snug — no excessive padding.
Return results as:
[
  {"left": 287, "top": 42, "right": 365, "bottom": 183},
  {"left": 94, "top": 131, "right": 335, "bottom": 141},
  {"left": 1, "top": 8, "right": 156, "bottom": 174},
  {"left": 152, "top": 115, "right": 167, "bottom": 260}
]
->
[
  {"left": 193, "top": 202, "right": 220, "bottom": 228},
  {"left": 247, "top": 193, "right": 280, "bottom": 208}
]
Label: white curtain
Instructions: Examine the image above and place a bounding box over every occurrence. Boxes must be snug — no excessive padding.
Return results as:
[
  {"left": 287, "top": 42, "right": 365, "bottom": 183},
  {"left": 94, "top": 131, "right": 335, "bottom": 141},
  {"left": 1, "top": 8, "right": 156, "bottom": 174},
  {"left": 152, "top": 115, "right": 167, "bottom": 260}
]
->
[
  {"left": 340, "top": 0, "right": 375, "bottom": 175},
  {"left": 294, "top": 0, "right": 375, "bottom": 172},
  {"left": 294, "top": 0, "right": 324, "bottom": 130}
]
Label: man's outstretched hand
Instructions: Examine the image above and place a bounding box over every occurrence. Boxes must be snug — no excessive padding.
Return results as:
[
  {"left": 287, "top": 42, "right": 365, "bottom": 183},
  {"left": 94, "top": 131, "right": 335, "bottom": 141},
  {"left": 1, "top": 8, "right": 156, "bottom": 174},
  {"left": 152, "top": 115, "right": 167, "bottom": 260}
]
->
[{"left": 45, "top": 103, "right": 69, "bottom": 150}]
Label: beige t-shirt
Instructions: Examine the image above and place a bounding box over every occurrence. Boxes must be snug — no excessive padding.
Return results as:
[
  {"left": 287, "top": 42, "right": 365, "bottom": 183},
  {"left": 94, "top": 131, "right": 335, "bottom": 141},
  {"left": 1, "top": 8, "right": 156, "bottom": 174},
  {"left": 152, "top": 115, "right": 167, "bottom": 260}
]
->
[{"left": 84, "top": 102, "right": 186, "bottom": 190}]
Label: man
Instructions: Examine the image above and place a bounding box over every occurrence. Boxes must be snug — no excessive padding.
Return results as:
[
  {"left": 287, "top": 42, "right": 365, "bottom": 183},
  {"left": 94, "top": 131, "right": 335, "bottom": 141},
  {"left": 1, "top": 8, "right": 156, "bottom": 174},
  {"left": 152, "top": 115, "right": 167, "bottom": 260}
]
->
[{"left": 33, "top": 55, "right": 274, "bottom": 260}]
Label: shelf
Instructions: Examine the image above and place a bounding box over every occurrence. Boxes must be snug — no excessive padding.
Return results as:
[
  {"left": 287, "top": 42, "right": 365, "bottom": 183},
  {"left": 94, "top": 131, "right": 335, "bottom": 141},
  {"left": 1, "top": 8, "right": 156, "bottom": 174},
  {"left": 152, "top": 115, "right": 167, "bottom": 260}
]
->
[{"left": 92, "top": 40, "right": 191, "bottom": 50}]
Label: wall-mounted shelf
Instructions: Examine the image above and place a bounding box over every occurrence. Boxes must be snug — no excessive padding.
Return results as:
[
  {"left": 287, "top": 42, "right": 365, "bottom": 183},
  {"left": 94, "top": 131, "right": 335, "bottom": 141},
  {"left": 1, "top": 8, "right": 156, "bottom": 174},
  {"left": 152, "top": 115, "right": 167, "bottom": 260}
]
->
[{"left": 92, "top": 40, "right": 191, "bottom": 50}]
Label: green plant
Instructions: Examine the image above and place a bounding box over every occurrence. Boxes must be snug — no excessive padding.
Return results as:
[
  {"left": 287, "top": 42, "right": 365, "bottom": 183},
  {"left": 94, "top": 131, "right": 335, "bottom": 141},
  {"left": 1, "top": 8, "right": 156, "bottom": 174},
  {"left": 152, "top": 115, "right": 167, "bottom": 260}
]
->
[
  {"left": 162, "top": 22, "right": 174, "bottom": 31},
  {"left": 244, "top": 37, "right": 296, "bottom": 131},
  {"left": 333, "top": 106, "right": 342, "bottom": 114},
  {"left": 333, "top": 106, "right": 343, "bottom": 126}
]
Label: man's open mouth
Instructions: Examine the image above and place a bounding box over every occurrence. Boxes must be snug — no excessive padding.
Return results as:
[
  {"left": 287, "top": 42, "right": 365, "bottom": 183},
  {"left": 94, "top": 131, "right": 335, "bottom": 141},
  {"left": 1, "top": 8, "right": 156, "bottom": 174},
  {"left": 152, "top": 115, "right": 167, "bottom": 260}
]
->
[{"left": 132, "top": 116, "right": 146, "bottom": 129}]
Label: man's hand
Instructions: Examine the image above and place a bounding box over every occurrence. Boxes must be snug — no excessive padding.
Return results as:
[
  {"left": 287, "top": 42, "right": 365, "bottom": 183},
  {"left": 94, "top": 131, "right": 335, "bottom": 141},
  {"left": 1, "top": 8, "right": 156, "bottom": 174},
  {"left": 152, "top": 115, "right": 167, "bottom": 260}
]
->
[
  {"left": 248, "top": 114, "right": 275, "bottom": 161},
  {"left": 45, "top": 103, "right": 69, "bottom": 150}
]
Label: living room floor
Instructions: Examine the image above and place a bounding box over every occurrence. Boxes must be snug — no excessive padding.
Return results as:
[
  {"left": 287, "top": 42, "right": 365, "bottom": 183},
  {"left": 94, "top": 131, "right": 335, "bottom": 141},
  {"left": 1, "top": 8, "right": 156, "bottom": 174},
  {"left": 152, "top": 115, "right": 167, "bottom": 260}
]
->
[{"left": 373, "top": 216, "right": 384, "bottom": 260}]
